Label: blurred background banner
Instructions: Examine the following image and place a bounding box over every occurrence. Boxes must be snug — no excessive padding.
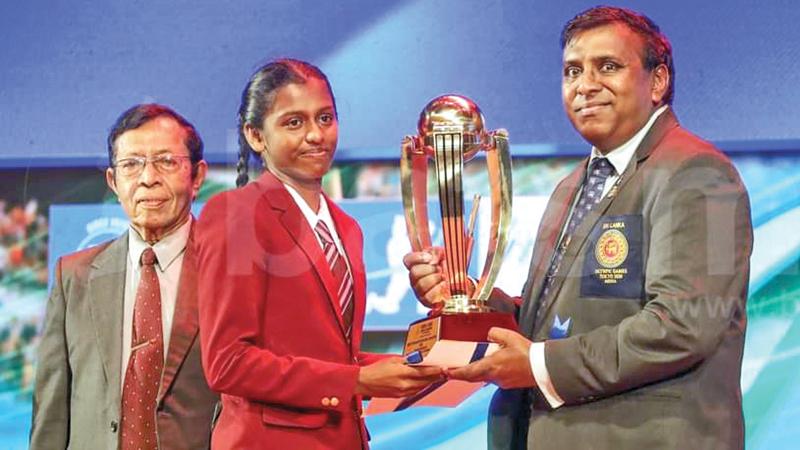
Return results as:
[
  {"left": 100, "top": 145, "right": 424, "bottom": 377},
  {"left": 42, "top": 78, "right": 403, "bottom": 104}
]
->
[
  {"left": 1, "top": 0, "right": 799, "bottom": 449},
  {"left": 46, "top": 197, "right": 547, "bottom": 331}
]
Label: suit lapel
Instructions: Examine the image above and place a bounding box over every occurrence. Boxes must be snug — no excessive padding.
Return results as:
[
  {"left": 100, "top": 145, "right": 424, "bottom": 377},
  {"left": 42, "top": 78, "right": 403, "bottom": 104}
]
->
[
  {"left": 157, "top": 223, "right": 199, "bottom": 405},
  {"left": 87, "top": 234, "right": 127, "bottom": 404},
  {"left": 532, "top": 109, "right": 680, "bottom": 331},
  {"left": 534, "top": 164, "right": 633, "bottom": 329},
  {"left": 519, "top": 165, "right": 585, "bottom": 336},
  {"left": 255, "top": 172, "right": 349, "bottom": 340}
]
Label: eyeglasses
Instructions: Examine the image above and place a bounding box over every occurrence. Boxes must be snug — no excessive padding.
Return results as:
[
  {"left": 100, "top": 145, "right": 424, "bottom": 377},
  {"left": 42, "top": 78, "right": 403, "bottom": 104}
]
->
[{"left": 113, "top": 154, "right": 192, "bottom": 177}]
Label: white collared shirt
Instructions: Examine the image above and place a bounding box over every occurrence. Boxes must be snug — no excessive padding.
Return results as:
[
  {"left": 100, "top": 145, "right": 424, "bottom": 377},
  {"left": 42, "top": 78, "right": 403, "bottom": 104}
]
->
[
  {"left": 590, "top": 104, "right": 669, "bottom": 197},
  {"left": 283, "top": 183, "right": 351, "bottom": 271},
  {"left": 530, "top": 105, "right": 669, "bottom": 408},
  {"left": 121, "top": 217, "right": 191, "bottom": 389}
]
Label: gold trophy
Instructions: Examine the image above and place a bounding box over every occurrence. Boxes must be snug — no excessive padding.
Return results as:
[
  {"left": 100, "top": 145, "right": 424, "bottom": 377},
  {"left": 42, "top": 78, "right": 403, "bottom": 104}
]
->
[{"left": 402, "top": 94, "right": 517, "bottom": 360}]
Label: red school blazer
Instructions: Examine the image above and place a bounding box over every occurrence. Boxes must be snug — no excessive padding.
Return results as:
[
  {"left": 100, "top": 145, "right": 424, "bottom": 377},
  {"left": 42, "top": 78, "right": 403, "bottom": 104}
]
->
[{"left": 195, "top": 171, "right": 381, "bottom": 450}]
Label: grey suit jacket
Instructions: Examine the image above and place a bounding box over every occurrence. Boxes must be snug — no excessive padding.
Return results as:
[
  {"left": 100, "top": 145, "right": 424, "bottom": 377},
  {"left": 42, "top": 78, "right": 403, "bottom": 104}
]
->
[
  {"left": 30, "top": 228, "right": 218, "bottom": 450},
  {"left": 489, "top": 110, "right": 752, "bottom": 449}
]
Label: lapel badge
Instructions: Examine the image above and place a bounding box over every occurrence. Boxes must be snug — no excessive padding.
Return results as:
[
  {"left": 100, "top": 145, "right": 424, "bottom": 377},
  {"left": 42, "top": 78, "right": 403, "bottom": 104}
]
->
[{"left": 607, "top": 184, "right": 619, "bottom": 199}]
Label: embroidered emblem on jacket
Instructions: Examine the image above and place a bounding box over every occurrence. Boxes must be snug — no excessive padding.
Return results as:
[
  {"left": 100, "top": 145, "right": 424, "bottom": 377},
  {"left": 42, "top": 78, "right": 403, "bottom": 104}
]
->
[{"left": 595, "top": 228, "right": 628, "bottom": 269}]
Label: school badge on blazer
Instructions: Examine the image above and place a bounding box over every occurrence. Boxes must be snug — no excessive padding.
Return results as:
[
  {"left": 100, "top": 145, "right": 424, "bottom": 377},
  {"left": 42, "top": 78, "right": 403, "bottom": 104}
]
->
[{"left": 580, "top": 215, "right": 643, "bottom": 299}]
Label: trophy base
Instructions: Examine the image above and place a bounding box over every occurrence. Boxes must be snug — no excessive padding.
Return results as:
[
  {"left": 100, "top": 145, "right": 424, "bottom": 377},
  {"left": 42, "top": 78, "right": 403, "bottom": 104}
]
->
[{"left": 403, "top": 312, "right": 518, "bottom": 359}]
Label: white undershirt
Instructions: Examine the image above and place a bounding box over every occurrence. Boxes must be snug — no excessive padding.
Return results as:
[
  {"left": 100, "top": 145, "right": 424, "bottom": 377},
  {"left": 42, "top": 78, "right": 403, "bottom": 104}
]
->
[
  {"left": 530, "top": 105, "right": 669, "bottom": 408},
  {"left": 121, "top": 218, "right": 190, "bottom": 389}
]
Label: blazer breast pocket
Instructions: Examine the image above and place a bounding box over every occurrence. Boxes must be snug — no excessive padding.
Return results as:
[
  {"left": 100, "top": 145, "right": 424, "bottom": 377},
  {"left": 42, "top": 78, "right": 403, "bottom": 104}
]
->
[
  {"left": 580, "top": 215, "right": 643, "bottom": 300},
  {"left": 261, "top": 404, "right": 329, "bottom": 429}
]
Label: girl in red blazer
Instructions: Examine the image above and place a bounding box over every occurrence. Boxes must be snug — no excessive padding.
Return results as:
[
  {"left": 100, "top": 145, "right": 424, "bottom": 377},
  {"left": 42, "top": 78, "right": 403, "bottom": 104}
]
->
[{"left": 195, "top": 59, "right": 441, "bottom": 450}]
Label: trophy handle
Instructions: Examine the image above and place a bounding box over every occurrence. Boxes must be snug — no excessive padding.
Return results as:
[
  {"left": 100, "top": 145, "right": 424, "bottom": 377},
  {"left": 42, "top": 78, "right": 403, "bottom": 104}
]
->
[
  {"left": 401, "top": 136, "right": 432, "bottom": 252},
  {"left": 474, "top": 129, "right": 513, "bottom": 301}
]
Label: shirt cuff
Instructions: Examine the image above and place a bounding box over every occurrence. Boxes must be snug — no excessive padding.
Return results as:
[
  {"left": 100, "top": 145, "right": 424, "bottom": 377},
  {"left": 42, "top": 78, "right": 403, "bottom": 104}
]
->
[{"left": 529, "top": 341, "right": 565, "bottom": 408}]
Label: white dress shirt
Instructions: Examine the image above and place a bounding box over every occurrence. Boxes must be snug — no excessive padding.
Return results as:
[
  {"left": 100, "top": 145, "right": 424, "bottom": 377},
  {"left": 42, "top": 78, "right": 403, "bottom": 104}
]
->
[
  {"left": 530, "top": 105, "right": 669, "bottom": 408},
  {"left": 283, "top": 183, "right": 351, "bottom": 271},
  {"left": 121, "top": 217, "right": 191, "bottom": 389}
]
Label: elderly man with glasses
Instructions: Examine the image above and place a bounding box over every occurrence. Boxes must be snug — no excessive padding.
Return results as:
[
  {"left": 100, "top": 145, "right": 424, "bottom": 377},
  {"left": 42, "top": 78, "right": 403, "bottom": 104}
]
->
[{"left": 30, "top": 104, "right": 218, "bottom": 450}]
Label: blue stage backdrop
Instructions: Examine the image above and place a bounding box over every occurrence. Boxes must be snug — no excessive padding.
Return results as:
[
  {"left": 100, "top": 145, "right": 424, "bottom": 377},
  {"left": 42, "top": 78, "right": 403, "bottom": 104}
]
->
[
  {"left": 1, "top": 0, "right": 800, "bottom": 449},
  {"left": 1, "top": 0, "right": 800, "bottom": 167}
]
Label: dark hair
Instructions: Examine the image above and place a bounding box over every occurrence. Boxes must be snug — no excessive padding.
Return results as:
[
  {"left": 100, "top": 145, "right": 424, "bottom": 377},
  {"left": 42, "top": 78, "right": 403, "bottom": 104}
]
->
[
  {"left": 236, "top": 58, "right": 336, "bottom": 187},
  {"left": 107, "top": 103, "right": 204, "bottom": 177},
  {"left": 561, "top": 6, "right": 674, "bottom": 105}
]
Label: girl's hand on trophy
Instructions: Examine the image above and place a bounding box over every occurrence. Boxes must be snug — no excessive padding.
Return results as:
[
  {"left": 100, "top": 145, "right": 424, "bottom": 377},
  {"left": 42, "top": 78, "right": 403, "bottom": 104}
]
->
[
  {"left": 403, "top": 248, "right": 450, "bottom": 308},
  {"left": 355, "top": 356, "right": 445, "bottom": 398}
]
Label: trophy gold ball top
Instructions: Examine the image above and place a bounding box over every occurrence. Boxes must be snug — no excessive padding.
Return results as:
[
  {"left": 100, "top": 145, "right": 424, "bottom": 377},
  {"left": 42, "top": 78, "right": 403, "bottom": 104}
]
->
[{"left": 417, "top": 95, "right": 486, "bottom": 162}]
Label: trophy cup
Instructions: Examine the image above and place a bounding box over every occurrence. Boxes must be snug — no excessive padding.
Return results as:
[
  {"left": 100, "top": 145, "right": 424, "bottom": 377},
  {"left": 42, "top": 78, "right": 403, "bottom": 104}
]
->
[{"left": 402, "top": 94, "right": 517, "bottom": 360}]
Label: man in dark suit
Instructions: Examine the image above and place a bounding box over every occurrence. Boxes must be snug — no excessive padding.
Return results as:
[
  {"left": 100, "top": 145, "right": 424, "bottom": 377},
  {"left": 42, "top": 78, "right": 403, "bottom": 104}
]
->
[
  {"left": 404, "top": 6, "right": 751, "bottom": 449},
  {"left": 30, "top": 104, "right": 218, "bottom": 449}
]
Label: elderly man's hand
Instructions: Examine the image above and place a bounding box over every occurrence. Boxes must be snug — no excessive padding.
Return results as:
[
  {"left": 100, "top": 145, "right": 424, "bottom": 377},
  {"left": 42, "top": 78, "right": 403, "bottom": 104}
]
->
[{"left": 446, "top": 327, "right": 537, "bottom": 390}]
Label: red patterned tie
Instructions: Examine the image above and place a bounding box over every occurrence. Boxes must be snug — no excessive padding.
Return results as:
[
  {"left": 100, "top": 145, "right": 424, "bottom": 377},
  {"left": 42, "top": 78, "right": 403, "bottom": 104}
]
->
[
  {"left": 315, "top": 220, "right": 355, "bottom": 339},
  {"left": 120, "top": 247, "right": 163, "bottom": 450}
]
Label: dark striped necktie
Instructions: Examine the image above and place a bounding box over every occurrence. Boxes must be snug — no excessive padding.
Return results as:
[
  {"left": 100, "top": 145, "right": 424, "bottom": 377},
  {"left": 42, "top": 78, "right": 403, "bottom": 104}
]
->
[
  {"left": 315, "top": 220, "right": 355, "bottom": 340},
  {"left": 536, "top": 158, "right": 614, "bottom": 317}
]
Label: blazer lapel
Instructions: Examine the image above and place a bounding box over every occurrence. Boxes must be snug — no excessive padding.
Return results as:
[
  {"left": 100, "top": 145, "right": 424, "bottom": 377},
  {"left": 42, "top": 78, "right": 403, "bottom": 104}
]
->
[
  {"left": 157, "top": 224, "right": 200, "bottom": 405},
  {"left": 519, "top": 164, "right": 585, "bottom": 335},
  {"left": 533, "top": 109, "right": 680, "bottom": 330},
  {"left": 255, "top": 172, "right": 349, "bottom": 339},
  {"left": 87, "top": 234, "right": 127, "bottom": 404},
  {"left": 535, "top": 168, "right": 631, "bottom": 328}
]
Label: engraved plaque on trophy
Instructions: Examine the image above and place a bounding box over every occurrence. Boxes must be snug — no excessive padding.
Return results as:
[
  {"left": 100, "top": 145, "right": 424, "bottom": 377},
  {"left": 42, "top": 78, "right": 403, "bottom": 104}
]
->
[{"left": 401, "top": 94, "right": 517, "bottom": 362}]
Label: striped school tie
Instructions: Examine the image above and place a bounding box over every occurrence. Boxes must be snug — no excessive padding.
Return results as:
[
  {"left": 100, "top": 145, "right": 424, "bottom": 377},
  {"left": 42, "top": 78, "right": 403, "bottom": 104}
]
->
[{"left": 315, "top": 220, "right": 355, "bottom": 339}]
